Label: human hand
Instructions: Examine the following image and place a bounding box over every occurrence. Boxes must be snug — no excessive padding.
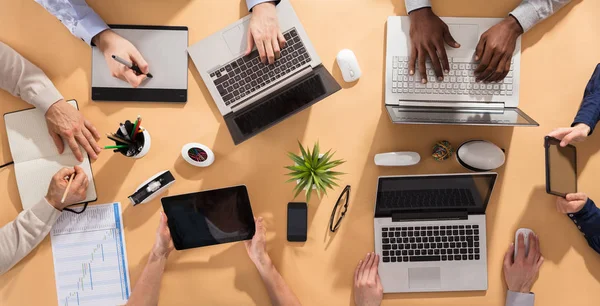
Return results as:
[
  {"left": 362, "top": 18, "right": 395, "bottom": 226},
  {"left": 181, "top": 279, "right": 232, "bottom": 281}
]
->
[
  {"left": 246, "top": 2, "right": 286, "bottom": 64},
  {"left": 45, "top": 166, "right": 89, "bottom": 210},
  {"left": 152, "top": 212, "right": 175, "bottom": 258},
  {"left": 93, "top": 29, "right": 149, "bottom": 87},
  {"left": 556, "top": 193, "right": 589, "bottom": 214},
  {"left": 474, "top": 16, "right": 523, "bottom": 83},
  {"left": 45, "top": 99, "right": 101, "bottom": 162},
  {"left": 503, "top": 233, "right": 544, "bottom": 293},
  {"left": 548, "top": 124, "right": 591, "bottom": 147},
  {"left": 245, "top": 217, "right": 271, "bottom": 269},
  {"left": 353, "top": 253, "right": 383, "bottom": 306},
  {"left": 408, "top": 7, "right": 460, "bottom": 83}
]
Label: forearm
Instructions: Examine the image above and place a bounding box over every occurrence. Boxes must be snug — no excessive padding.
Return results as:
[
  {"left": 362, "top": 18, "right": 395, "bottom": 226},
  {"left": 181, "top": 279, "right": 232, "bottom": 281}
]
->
[
  {"left": 404, "top": 0, "right": 432, "bottom": 14},
  {"left": 568, "top": 199, "right": 600, "bottom": 254},
  {"left": 246, "top": 0, "right": 280, "bottom": 11},
  {"left": 0, "top": 199, "right": 61, "bottom": 275},
  {"left": 34, "top": 0, "right": 109, "bottom": 45},
  {"left": 256, "top": 259, "right": 301, "bottom": 306},
  {"left": 506, "top": 290, "right": 535, "bottom": 306},
  {"left": 126, "top": 252, "right": 168, "bottom": 306},
  {"left": 0, "top": 42, "right": 63, "bottom": 112},
  {"left": 572, "top": 64, "right": 600, "bottom": 134},
  {"left": 510, "top": 0, "right": 571, "bottom": 32}
]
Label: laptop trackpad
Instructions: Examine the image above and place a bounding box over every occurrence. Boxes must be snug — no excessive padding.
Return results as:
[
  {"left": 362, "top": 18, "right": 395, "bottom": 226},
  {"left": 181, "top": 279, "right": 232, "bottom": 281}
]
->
[
  {"left": 446, "top": 24, "right": 479, "bottom": 59},
  {"left": 223, "top": 20, "right": 250, "bottom": 56},
  {"left": 408, "top": 267, "right": 441, "bottom": 289}
]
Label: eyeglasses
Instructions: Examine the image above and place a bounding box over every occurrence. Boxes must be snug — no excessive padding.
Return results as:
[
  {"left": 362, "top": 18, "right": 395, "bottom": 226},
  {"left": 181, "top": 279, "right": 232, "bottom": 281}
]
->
[
  {"left": 63, "top": 202, "right": 89, "bottom": 214},
  {"left": 329, "top": 185, "right": 350, "bottom": 232}
]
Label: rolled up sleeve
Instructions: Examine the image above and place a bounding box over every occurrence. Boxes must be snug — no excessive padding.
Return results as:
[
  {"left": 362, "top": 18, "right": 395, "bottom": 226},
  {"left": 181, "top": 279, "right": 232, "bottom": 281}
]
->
[
  {"left": 510, "top": 0, "right": 571, "bottom": 32},
  {"left": 246, "top": 0, "right": 280, "bottom": 12},
  {"left": 405, "top": 0, "right": 432, "bottom": 14}
]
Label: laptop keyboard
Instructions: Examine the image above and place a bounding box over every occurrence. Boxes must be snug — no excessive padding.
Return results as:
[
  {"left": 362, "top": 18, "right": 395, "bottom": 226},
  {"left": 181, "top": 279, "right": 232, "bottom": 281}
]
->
[
  {"left": 380, "top": 225, "right": 481, "bottom": 263},
  {"left": 209, "top": 28, "right": 312, "bottom": 107},
  {"left": 390, "top": 56, "right": 515, "bottom": 96},
  {"left": 234, "top": 74, "right": 326, "bottom": 136},
  {"left": 379, "top": 189, "right": 475, "bottom": 209}
]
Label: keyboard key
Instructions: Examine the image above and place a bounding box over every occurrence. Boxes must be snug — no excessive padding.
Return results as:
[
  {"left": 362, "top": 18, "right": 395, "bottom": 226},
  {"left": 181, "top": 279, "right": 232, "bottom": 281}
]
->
[
  {"left": 383, "top": 251, "right": 389, "bottom": 256},
  {"left": 454, "top": 255, "right": 461, "bottom": 260},
  {"left": 469, "top": 255, "right": 474, "bottom": 260},
  {"left": 391, "top": 257, "right": 397, "bottom": 262},
  {"left": 382, "top": 232, "right": 388, "bottom": 238},
  {"left": 410, "top": 256, "right": 440, "bottom": 262},
  {"left": 383, "top": 257, "right": 390, "bottom": 263},
  {"left": 382, "top": 238, "right": 389, "bottom": 243},
  {"left": 475, "top": 255, "right": 480, "bottom": 260},
  {"left": 383, "top": 245, "right": 391, "bottom": 250}
]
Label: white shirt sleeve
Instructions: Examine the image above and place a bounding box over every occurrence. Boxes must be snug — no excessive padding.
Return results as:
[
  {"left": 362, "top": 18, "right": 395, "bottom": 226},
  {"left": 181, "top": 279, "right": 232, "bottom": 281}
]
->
[
  {"left": 510, "top": 0, "right": 571, "bottom": 32},
  {"left": 34, "top": 0, "right": 109, "bottom": 45},
  {"left": 246, "top": 0, "right": 280, "bottom": 11},
  {"left": 404, "top": 0, "right": 432, "bottom": 14},
  {"left": 506, "top": 290, "right": 535, "bottom": 306},
  {"left": 0, "top": 198, "right": 62, "bottom": 275},
  {"left": 0, "top": 42, "right": 63, "bottom": 113}
]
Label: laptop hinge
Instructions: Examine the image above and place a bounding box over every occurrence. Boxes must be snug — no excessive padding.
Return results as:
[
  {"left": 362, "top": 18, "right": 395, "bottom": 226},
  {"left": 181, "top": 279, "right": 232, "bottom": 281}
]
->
[
  {"left": 397, "top": 100, "right": 505, "bottom": 109},
  {"left": 392, "top": 210, "right": 468, "bottom": 222},
  {"left": 230, "top": 65, "right": 313, "bottom": 113}
]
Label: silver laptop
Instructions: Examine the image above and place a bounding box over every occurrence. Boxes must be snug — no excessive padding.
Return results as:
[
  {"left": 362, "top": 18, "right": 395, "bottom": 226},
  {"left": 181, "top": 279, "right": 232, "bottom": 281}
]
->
[
  {"left": 188, "top": 0, "right": 340, "bottom": 145},
  {"left": 385, "top": 16, "right": 538, "bottom": 126},
  {"left": 374, "top": 173, "right": 497, "bottom": 293}
]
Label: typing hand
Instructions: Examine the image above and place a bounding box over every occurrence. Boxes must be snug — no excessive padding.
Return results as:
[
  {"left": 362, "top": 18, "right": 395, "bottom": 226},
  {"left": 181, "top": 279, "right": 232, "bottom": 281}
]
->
[
  {"left": 152, "top": 212, "right": 175, "bottom": 258},
  {"left": 93, "top": 30, "right": 149, "bottom": 87},
  {"left": 45, "top": 166, "right": 89, "bottom": 210},
  {"left": 556, "top": 193, "right": 589, "bottom": 214},
  {"left": 408, "top": 7, "right": 460, "bottom": 83},
  {"left": 247, "top": 2, "right": 286, "bottom": 65},
  {"left": 45, "top": 99, "right": 101, "bottom": 162},
  {"left": 548, "top": 124, "right": 591, "bottom": 147},
  {"left": 353, "top": 253, "right": 383, "bottom": 306},
  {"left": 474, "top": 16, "right": 523, "bottom": 83},
  {"left": 245, "top": 217, "right": 271, "bottom": 269},
  {"left": 503, "top": 233, "right": 544, "bottom": 293}
]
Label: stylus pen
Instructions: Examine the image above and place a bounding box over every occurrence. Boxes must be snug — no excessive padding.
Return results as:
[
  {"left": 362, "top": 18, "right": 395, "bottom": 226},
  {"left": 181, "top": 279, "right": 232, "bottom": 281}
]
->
[{"left": 111, "top": 55, "right": 154, "bottom": 78}]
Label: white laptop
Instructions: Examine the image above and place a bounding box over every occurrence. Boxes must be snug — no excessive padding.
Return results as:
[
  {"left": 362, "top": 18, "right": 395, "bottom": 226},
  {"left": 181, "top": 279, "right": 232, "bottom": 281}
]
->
[
  {"left": 188, "top": 0, "right": 341, "bottom": 145},
  {"left": 385, "top": 16, "right": 538, "bottom": 126},
  {"left": 374, "top": 173, "right": 497, "bottom": 293}
]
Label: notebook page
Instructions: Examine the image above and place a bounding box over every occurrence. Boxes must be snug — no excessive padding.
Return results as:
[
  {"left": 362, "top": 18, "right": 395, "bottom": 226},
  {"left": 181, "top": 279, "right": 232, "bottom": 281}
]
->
[
  {"left": 4, "top": 101, "right": 82, "bottom": 164},
  {"left": 14, "top": 154, "right": 96, "bottom": 209}
]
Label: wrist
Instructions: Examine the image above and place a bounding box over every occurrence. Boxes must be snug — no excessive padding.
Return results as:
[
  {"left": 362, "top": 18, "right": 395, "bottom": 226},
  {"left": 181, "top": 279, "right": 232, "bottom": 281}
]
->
[
  {"left": 253, "top": 1, "right": 276, "bottom": 12},
  {"left": 45, "top": 196, "right": 62, "bottom": 211},
  {"left": 409, "top": 7, "right": 433, "bottom": 19},
  {"left": 253, "top": 255, "right": 273, "bottom": 273},
  {"left": 151, "top": 245, "right": 171, "bottom": 260},
  {"left": 575, "top": 123, "right": 591, "bottom": 135},
  {"left": 92, "top": 29, "right": 113, "bottom": 51},
  {"left": 505, "top": 15, "right": 524, "bottom": 35}
]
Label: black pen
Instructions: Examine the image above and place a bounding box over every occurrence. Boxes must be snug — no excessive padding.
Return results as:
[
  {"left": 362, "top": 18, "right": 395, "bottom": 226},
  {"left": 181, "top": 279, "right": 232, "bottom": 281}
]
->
[{"left": 111, "top": 55, "right": 153, "bottom": 78}]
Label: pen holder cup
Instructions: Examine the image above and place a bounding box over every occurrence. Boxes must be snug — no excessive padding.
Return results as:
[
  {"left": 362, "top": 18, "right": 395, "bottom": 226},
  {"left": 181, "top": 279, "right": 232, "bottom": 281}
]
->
[{"left": 114, "top": 126, "right": 151, "bottom": 159}]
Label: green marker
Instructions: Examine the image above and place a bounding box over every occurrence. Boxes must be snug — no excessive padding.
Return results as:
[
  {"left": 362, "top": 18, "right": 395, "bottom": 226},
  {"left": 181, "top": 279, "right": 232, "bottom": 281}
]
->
[{"left": 104, "top": 145, "right": 129, "bottom": 150}]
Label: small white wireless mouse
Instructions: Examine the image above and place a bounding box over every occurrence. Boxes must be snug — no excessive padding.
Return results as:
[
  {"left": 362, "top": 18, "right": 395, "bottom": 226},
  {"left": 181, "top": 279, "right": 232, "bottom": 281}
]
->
[
  {"left": 374, "top": 152, "right": 421, "bottom": 166},
  {"left": 336, "top": 49, "right": 361, "bottom": 82},
  {"left": 514, "top": 228, "right": 534, "bottom": 259}
]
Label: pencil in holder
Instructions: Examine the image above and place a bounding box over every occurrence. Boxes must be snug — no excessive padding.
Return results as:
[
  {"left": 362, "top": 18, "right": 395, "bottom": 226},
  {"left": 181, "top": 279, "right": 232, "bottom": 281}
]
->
[{"left": 113, "top": 120, "right": 151, "bottom": 159}]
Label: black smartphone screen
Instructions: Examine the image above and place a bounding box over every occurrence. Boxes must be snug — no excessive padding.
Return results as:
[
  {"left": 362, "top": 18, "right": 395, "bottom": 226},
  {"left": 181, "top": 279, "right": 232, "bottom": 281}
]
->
[
  {"left": 545, "top": 136, "right": 577, "bottom": 197},
  {"left": 287, "top": 202, "right": 307, "bottom": 242}
]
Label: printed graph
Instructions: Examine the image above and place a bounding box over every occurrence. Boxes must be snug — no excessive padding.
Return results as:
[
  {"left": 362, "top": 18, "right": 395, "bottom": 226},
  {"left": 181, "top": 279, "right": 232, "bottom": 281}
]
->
[{"left": 51, "top": 203, "right": 130, "bottom": 306}]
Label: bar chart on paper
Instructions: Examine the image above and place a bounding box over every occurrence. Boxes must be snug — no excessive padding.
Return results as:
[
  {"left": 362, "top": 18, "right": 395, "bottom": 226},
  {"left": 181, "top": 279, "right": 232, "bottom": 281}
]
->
[{"left": 50, "top": 202, "right": 130, "bottom": 306}]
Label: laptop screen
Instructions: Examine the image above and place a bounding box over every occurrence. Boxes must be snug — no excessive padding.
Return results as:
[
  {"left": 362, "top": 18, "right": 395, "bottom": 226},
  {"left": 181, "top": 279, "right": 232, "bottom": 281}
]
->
[
  {"left": 375, "top": 173, "right": 497, "bottom": 218},
  {"left": 387, "top": 106, "right": 538, "bottom": 126}
]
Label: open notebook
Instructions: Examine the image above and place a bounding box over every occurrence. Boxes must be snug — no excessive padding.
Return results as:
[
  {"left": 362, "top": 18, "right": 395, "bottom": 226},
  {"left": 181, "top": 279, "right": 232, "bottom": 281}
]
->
[{"left": 4, "top": 100, "right": 97, "bottom": 210}]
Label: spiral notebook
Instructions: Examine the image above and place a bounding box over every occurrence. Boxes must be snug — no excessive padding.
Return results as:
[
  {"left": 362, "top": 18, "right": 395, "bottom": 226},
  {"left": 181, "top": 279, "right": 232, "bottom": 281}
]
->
[{"left": 4, "top": 100, "right": 97, "bottom": 210}]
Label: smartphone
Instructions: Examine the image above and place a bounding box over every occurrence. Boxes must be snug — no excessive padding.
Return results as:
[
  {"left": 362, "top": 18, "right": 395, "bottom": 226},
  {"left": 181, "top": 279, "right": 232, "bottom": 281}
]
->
[
  {"left": 544, "top": 136, "right": 577, "bottom": 197},
  {"left": 287, "top": 202, "right": 307, "bottom": 242}
]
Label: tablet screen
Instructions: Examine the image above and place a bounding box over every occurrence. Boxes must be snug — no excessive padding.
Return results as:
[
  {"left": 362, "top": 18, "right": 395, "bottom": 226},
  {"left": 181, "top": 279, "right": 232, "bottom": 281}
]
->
[
  {"left": 546, "top": 137, "right": 577, "bottom": 196},
  {"left": 162, "top": 186, "right": 255, "bottom": 250}
]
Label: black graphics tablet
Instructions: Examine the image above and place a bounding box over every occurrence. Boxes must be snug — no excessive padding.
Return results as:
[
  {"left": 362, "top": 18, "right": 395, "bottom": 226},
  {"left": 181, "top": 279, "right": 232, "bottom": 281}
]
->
[
  {"left": 161, "top": 185, "right": 255, "bottom": 250},
  {"left": 545, "top": 136, "right": 577, "bottom": 197}
]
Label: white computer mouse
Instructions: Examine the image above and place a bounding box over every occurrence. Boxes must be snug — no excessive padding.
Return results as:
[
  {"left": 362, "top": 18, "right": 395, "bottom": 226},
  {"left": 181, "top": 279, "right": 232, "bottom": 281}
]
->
[
  {"left": 374, "top": 152, "right": 421, "bottom": 166},
  {"left": 336, "top": 49, "right": 361, "bottom": 82},
  {"left": 514, "top": 228, "right": 534, "bottom": 259},
  {"left": 456, "top": 140, "right": 505, "bottom": 172}
]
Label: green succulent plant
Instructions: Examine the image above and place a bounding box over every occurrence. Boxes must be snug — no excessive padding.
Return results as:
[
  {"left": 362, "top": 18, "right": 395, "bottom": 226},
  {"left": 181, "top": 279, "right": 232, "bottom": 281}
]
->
[{"left": 285, "top": 141, "right": 345, "bottom": 202}]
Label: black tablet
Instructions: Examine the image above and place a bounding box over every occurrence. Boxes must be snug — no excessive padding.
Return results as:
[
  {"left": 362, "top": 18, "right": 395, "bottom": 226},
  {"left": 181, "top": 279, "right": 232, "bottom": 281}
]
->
[
  {"left": 161, "top": 185, "right": 255, "bottom": 250},
  {"left": 545, "top": 136, "right": 577, "bottom": 197}
]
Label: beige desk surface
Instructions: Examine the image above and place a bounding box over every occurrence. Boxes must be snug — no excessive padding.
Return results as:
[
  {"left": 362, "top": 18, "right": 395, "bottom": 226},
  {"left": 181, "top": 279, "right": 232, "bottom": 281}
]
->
[{"left": 1, "top": 0, "right": 600, "bottom": 305}]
